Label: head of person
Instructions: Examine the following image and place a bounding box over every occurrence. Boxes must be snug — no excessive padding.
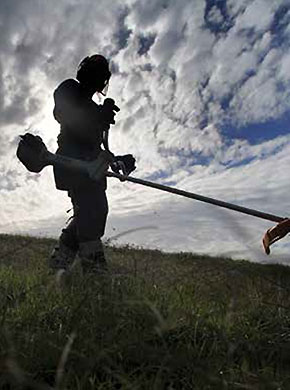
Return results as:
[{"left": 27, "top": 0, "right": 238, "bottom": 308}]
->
[{"left": 76, "top": 54, "right": 111, "bottom": 95}]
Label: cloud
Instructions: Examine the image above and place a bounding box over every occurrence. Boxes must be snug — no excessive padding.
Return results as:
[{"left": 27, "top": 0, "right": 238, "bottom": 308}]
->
[{"left": 207, "top": 6, "right": 225, "bottom": 26}]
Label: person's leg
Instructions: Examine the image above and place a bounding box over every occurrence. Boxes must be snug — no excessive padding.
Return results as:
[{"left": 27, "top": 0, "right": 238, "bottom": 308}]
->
[
  {"left": 70, "top": 184, "right": 109, "bottom": 273},
  {"left": 48, "top": 193, "right": 79, "bottom": 271}
]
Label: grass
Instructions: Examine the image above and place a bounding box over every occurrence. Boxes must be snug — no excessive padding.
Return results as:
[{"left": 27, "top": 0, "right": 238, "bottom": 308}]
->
[{"left": 0, "top": 233, "right": 290, "bottom": 389}]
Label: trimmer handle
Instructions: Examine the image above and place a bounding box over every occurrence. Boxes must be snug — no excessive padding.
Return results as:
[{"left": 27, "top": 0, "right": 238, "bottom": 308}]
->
[{"left": 103, "top": 98, "right": 120, "bottom": 113}]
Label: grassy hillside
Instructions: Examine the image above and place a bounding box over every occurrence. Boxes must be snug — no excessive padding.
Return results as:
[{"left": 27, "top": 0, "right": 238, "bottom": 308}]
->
[{"left": 1, "top": 234, "right": 290, "bottom": 389}]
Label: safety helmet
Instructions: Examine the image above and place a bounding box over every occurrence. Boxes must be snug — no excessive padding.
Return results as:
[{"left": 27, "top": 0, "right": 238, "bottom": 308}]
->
[{"left": 76, "top": 54, "right": 111, "bottom": 93}]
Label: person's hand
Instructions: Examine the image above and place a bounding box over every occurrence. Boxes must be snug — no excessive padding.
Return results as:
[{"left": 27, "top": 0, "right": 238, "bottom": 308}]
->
[
  {"left": 100, "top": 98, "right": 120, "bottom": 127},
  {"left": 110, "top": 154, "right": 136, "bottom": 176}
]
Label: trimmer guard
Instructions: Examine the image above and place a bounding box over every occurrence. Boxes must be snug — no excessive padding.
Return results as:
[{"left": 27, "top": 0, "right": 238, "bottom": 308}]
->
[{"left": 263, "top": 218, "right": 290, "bottom": 255}]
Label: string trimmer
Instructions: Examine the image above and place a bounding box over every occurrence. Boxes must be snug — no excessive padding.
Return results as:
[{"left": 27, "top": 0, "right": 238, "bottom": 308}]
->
[{"left": 16, "top": 133, "right": 289, "bottom": 255}]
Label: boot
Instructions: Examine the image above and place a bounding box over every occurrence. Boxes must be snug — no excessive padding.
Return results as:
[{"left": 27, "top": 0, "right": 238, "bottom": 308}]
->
[
  {"left": 79, "top": 240, "right": 108, "bottom": 274},
  {"left": 48, "top": 241, "right": 77, "bottom": 272}
]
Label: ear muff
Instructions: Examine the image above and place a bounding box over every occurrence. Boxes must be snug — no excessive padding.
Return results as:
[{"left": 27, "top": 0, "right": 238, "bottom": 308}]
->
[{"left": 77, "top": 56, "right": 90, "bottom": 73}]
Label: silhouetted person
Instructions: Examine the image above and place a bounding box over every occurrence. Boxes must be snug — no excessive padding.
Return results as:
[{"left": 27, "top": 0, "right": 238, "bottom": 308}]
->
[{"left": 50, "top": 54, "right": 135, "bottom": 273}]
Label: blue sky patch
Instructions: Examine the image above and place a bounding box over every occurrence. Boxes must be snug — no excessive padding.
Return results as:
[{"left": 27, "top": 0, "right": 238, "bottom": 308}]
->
[
  {"left": 270, "top": 4, "right": 290, "bottom": 48},
  {"left": 221, "top": 110, "right": 290, "bottom": 145},
  {"left": 138, "top": 34, "right": 156, "bottom": 56},
  {"left": 204, "top": 0, "right": 233, "bottom": 34}
]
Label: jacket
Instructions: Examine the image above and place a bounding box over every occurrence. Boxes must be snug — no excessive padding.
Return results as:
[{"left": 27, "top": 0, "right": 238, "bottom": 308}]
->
[{"left": 53, "top": 79, "right": 106, "bottom": 190}]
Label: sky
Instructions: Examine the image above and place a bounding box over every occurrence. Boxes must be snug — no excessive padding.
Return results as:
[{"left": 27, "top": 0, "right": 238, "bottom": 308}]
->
[{"left": 0, "top": 0, "right": 290, "bottom": 264}]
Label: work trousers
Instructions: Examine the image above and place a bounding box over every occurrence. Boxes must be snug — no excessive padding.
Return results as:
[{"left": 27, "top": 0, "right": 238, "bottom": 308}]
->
[{"left": 59, "top": 182, "right": 108, "bottom": 252}]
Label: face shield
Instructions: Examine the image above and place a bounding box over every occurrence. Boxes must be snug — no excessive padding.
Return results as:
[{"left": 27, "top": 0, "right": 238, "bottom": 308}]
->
[{"left": 98, "top": 72, "right": 111, "bottom": 96}]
